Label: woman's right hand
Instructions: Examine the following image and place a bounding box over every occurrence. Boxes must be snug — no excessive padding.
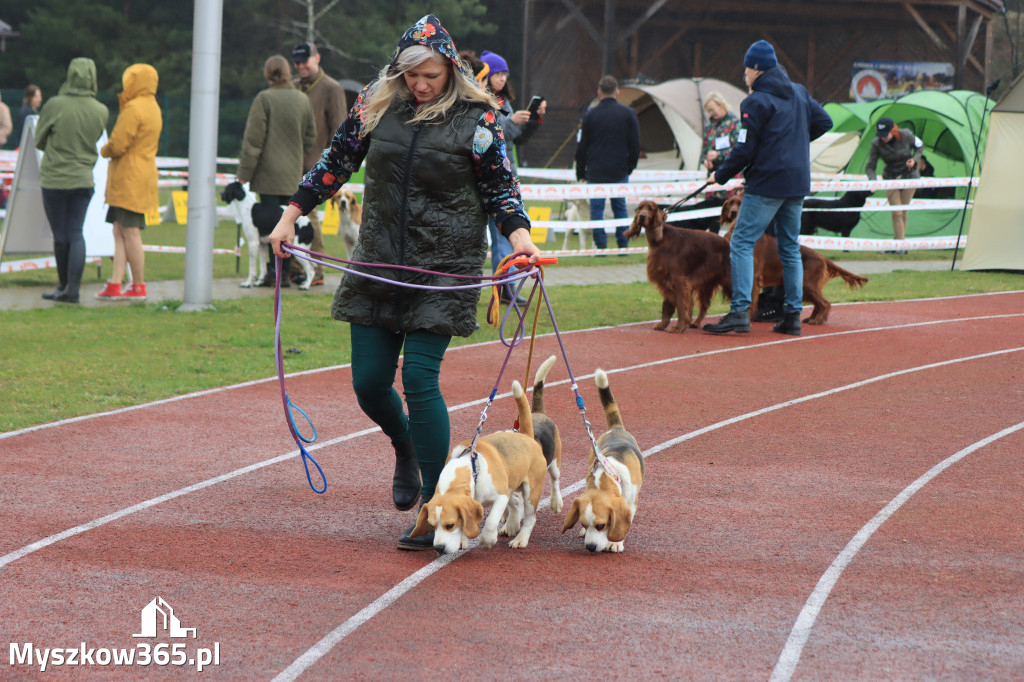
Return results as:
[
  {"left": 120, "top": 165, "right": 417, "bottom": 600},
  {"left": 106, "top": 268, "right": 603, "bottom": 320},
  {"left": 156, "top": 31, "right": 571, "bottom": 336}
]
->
[{"left": 269, "top": 204, "right": 303, "bottom": 258}]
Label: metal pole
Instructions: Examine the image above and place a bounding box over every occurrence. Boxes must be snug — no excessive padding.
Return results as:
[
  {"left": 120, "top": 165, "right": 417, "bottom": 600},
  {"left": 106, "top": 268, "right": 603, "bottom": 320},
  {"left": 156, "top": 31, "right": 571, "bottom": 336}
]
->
[{"left": 181, "top": 0, "right": 223, "bottom": 312}]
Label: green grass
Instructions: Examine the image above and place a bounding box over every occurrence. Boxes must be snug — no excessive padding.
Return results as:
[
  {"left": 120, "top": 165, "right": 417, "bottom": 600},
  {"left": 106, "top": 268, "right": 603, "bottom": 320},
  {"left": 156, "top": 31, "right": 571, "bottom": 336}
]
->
[{"left": 2, "top": 262, "right": 1022, "bottom": 433}]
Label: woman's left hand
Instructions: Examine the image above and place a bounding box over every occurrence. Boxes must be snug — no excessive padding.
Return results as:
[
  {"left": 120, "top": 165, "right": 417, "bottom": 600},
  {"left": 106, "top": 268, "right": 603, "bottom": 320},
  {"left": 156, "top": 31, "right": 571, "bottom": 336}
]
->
[{"left": 508, "top": 227, "right": 542, "bottom": 264}]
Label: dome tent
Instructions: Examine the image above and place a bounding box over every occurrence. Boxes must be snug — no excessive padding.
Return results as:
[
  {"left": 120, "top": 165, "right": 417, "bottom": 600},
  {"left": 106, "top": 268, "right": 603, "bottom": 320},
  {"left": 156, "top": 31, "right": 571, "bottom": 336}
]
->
[
  {"left": 962, "top": 72, "right": 1024, "bottom": 271},
  {"left": 617, "top": 78, "right": 747, "bottom": 170},
  {"left": 844, "top": 90, "right": 992, "bottom": 238}
]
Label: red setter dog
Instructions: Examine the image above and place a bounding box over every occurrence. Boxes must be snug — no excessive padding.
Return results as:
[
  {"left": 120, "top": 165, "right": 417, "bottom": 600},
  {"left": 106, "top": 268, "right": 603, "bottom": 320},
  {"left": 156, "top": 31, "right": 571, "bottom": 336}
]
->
[
  {"left": 623, "top": 200, "right": 732, "bottom": 332},
  {"left": 719, "top": 195, "right": 868, "bottom": 324}
]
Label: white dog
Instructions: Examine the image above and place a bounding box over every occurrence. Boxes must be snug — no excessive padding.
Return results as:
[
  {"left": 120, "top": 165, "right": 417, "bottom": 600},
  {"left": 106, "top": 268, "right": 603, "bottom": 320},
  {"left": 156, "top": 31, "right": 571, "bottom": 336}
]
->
[
  {"left": 561, "top": 199, "right": 593, "bottom": 251},
  {"left": 221, "top": 181, "right": 316, "bottom": 289}
]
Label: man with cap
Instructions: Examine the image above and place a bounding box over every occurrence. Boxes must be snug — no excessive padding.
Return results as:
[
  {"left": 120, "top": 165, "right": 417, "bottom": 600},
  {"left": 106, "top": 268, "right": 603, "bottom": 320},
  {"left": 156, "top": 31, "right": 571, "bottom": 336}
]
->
[
  {"left": 290, "top": 42, "right": 348, "bottom": 285},
  {"left": 703, "top": 40, "right": 832, "bottom": 337},
  {"left": 865, "top": 116, "right": 922, "bottom": 246}
]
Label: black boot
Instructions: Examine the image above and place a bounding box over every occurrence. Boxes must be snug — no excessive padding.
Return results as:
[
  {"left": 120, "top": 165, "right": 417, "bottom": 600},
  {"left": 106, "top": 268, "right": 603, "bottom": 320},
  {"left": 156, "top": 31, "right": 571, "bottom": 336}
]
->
[
  {"left": 753, "top": 287, "right": 785, "bottom": 322},
  {"left": 398, "top": 496, "right": 435, "bottom": 551},
  {"left": 42, "top": 288, "right": 66, "bottom": 300},
  {"left": 392, "top": 439, "right": 421, "bottom": 511},
  {"left": 47, "top": 240, "right": 69, "bottom": 300},
  {"left": 703, "top": 311, "right": 750, "bottom": 334},
  {"left": 773, "top": 312, "right": 802, "bottom": 336}
]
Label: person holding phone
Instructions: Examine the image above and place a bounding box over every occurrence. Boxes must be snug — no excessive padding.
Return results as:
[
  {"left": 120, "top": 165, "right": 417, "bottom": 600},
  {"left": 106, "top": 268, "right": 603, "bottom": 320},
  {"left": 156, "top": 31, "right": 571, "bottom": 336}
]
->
[{"left": 465, "top": 50, "right": 546, "bottom": 297}]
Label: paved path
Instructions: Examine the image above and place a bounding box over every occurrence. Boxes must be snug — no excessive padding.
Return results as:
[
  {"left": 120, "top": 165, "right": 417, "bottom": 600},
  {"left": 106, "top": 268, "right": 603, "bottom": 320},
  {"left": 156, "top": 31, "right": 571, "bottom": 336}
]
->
[{"left": 0, "top": 260, "right": 957, "bottom": 310}]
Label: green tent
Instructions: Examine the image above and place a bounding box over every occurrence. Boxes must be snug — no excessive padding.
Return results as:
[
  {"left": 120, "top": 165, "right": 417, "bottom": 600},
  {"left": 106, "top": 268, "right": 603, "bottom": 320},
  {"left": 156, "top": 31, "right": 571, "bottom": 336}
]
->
[
  {"left": 843, "top": 90, "right": 992, "bottom": 238},
  {"left": 824, "top": 100, "right": 893, "bottom": 133}
]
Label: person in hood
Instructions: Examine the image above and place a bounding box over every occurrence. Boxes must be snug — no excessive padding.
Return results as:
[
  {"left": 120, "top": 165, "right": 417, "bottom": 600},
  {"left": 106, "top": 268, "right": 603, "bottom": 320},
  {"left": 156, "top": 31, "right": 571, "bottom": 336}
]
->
[
  {"left": 97, "top": 64, "right": 163, "bottom": 300},
  {"left": 269, "top": 15, "right": 541, "bottom": 551},
  {"left": 703, "top": 40, "right": 832, "bottom": 337},
  {"left": 34, "top": 57, "right": 109, "bottom": 304}
]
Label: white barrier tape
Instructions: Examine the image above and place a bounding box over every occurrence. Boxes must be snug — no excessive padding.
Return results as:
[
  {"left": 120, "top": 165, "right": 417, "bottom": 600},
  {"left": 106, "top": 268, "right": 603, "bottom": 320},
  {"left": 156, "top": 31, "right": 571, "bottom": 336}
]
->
[
  {"left": 517, "top": 167, "right": 708, "bottom": 182},
  {"left": 806, "top": 198, "right": 971, "bottom": 212},
  {"left": 143, "top": 244, "right": 238, "bottom": 255},
  {"left": 799, "top": 234, "right": 967, "bottom": 250},
  {"left": 1, "top": 256, "right": 102, "bottom": 274},
  {"left": 809, "top": 177, "right": 974, "bottom": 191},
  {"left": 519, "top": 180, "right": 742, "bottom": 201}
]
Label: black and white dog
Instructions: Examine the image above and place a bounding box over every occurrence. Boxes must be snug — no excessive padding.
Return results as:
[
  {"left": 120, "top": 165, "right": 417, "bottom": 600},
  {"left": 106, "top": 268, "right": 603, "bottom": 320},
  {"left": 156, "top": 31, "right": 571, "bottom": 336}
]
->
[{"left": 220, "top": 181, "right": 316, "bottom": 289}]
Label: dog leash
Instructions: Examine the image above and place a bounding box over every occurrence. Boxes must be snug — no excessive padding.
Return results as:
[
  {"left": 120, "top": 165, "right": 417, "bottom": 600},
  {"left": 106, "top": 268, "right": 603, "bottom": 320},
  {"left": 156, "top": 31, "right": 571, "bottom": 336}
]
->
[
  {"left": 665, "top": 180, "right": 712, "bottom": 214},
  {"left": 273, "top": 257, "right": 327, "bottom": 493},
  {"left": 274, "top": 245, "right": 550, "bottom": 493}
]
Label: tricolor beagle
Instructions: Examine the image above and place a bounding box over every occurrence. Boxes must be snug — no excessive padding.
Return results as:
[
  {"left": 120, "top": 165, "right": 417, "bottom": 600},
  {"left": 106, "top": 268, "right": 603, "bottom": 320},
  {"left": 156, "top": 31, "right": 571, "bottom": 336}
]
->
[
  {"left": 411, "top": 380, "right": 548, "bottom": 554},
  {"left": 530, "top": 354, "right": 563, "bottom": 513},
  {"left": 561, "top": 368, "right": 645, "bottom": 552}
]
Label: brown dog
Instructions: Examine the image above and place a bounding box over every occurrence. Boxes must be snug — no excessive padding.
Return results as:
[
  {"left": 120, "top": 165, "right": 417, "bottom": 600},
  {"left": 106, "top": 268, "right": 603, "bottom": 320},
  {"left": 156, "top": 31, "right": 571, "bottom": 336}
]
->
[
  {"left": 623, "top": 199, "right": 732, "bottom": 332},
  {"left": 329, "top": 188, "right": 362, "bottom": 258},
  {"left": 561, "top": 368, "right": 644, "bottom": 553},
  {"left": 720, "top": 195, "right": 868, "bottom": 324},
  {"left": 410, "top": 380, "right": 548, "bottom": 554}
]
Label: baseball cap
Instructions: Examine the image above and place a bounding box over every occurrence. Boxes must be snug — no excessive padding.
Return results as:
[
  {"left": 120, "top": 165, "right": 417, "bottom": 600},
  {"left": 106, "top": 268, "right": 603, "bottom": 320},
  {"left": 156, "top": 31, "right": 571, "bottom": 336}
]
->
[
  {"left": 876, "top": 117, "right": 895, "bottom": 138},
  {"left": 293, "top": 43, "right": 314, "bottom": 63}
]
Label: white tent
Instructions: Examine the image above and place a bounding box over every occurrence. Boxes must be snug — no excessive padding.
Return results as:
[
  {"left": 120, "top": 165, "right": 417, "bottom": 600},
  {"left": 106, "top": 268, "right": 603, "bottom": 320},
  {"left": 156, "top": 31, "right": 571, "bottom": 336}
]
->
[
  {"left": 961, "top": 73, "right": 1024, "bottom": 271},
  {"left": 618, "top": 78, "right": 747, "bottom": 170}
]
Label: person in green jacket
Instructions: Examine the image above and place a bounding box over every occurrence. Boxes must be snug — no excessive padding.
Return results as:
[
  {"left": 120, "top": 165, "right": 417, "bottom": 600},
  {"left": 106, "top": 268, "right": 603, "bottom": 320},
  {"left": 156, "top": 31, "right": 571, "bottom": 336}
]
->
[
  {"left": 34, "top": 57, "right": 109, "bottom": 304},
  {"left": 237, "top": 55, "right": 316, "bottom": 286}
]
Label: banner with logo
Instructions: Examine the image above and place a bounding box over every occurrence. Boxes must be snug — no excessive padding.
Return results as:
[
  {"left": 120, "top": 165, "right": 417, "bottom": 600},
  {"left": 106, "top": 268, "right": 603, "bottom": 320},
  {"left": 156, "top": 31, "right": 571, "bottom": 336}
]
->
[{"left": 850, "top": 61, "right": 954, "bottom": 102}]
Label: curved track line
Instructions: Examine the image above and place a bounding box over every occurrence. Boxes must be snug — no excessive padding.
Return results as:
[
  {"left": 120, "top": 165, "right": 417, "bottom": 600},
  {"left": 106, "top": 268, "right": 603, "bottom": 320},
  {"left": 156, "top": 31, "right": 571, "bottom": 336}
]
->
[
  {"left": 2, "top": 316, "right": 1019, "bottom": 575},
  {"left": 769, "top": 421, "right": 1024, "bottom": 682},
  {"left": 1, "top": 316, "right": 1019, "bottom": 574},
  {"left": 271, "top": 345, "right": 1024, "bottom": 681}
]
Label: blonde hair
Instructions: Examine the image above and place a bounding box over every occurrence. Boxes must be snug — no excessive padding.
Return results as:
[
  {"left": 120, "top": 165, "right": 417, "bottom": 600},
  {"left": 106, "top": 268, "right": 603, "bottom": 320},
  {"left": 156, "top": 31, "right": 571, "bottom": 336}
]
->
[
  {"left": 360, "top": 45, "right": 497, "bottom": 138},
  {"left": 264, "top": 55, "right": 293, "bottom": 86},
  {"left": 703, "top": 91, "right": 732, "bottom": 114}
]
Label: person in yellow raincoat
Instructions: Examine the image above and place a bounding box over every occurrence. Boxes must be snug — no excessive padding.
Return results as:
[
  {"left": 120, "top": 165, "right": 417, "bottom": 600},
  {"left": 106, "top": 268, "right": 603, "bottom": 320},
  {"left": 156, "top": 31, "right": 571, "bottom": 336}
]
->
[{"left": 97, "top": 63, "right": 162, "bottom": 300}]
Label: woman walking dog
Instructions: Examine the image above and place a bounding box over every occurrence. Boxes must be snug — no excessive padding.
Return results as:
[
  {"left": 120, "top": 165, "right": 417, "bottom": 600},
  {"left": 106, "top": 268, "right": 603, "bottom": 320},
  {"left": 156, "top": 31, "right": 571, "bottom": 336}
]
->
[{"left": 270, "top": 15, "right": 540, "bottom": 550}]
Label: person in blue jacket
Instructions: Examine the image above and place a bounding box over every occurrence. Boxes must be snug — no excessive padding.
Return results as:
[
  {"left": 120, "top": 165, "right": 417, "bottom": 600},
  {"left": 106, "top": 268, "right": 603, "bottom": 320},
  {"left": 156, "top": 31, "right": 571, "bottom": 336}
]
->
[{"left": 703, "top": 40, "right": 832, "bottom": 337}]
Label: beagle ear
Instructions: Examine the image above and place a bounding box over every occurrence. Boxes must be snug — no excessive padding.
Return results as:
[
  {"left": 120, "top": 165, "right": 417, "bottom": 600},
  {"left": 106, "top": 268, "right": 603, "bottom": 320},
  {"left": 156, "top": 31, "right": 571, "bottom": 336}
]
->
[
  {"left": 561, "top": 497, "right": 582, "bottom": 534},
  {"left": 607, "top": 498, "right": 633, "bottom": 543},
  {"left": 460, "top": 499, "right": 485, "bottom": 539},
  {"left": 409, "top": 502, "right": 433, "bottom": 538}
]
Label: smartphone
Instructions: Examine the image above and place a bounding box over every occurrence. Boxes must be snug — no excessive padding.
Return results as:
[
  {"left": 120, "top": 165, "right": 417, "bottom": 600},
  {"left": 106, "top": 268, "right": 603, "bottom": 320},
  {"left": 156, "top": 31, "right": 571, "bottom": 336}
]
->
[{"left": 527, "top": 96, "right": 545, "bottom": 116}]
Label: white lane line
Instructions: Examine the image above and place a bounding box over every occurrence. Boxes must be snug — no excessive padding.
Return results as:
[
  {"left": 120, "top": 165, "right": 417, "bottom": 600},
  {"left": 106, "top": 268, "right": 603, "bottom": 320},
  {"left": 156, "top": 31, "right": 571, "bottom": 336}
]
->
[
  {"left": 272, "top": 345, "right": 1024, "bottom": 681},
  {"left": 1, "top": 318, "right": 1020, "bottom": 573},
  {"left": 769, "top": 421, "right": 1024, "bottom": 682}
]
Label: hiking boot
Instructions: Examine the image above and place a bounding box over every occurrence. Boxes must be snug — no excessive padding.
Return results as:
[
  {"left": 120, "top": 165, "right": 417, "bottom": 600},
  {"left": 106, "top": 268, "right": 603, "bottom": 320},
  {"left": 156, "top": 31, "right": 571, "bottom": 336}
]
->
[
  {"left": 773, "top": 312, "right": 802, "bottom": 336},
  {"left": 392, "top": 439, "right": 421, "bottom": 511},
  {"left": 753, "top": 305, "right": 784, "bottom": 323},
  {"left": 52, "top": 291, "right": 79, "bottom": 304},
  {"left": 42, "top": 288, "right": 66, "bottom": 300},
  {"left": 397, "top": 521, "right": 435, "bottom": 551},
  {"left": 96, "top": 281, "right": 122, "bottom": 299},
  {"left": 703, "top": 311, "right": 750, "bottom": 334}
]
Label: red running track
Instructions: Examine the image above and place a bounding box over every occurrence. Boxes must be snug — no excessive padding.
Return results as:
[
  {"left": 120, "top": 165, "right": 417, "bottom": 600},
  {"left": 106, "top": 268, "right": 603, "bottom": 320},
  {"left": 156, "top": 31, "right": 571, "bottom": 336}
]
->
[{"left": 2, "top": 292, "right": 1023, "bottom": 680}]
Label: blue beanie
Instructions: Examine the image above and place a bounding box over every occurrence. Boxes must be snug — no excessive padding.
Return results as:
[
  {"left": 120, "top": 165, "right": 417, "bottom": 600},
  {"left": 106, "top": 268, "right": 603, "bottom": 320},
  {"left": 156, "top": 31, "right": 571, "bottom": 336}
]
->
[
  {"left": 744, "top": 40, "right": 777, "bottom": 70},
  {"left": 480, "top": 50, "right": 509, "bottom": 74}
]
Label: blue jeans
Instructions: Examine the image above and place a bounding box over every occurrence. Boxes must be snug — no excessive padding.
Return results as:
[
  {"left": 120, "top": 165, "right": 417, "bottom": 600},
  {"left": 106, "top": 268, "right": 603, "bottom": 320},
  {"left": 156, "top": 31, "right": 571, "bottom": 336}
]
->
[
  {"left": 728, "top": 193, "right": 804, "bottom": 314},
  {"left": 487, "top": 216, "right": 514, "bottom": 275},
  {"left": 589, "top": 176, "right": 630, "bottom": 248}
]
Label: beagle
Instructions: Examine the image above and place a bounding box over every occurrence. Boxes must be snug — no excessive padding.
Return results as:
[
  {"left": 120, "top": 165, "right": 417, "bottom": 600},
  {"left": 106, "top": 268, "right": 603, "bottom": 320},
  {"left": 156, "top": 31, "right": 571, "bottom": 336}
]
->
[
  {"left": 561, "top": 368, "right": 645, "bottom": 553},
  {"left": 330, "top": 187, "right": 362, "bottom": 258},
  {"left": 411, "top": 380, "right": 548, "bottom": 554},
  {"left": 530, "top": 354, "right": 563, "bottom": 513}
]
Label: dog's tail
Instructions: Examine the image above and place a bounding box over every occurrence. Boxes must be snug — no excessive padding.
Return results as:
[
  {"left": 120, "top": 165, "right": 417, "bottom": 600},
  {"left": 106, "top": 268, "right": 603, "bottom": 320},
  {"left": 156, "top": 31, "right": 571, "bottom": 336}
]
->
[
  {"left": 512, "top": 380, "right": 534, "bottom": 438},
  {"left": 594, "top": 369, "right": 625, "bottom": 430},
  {"left": 531, "top": 355, "right": 558, "bottom": 414},
  {"left": 825, "top": 259, "right": 869, "bottom": 290}
]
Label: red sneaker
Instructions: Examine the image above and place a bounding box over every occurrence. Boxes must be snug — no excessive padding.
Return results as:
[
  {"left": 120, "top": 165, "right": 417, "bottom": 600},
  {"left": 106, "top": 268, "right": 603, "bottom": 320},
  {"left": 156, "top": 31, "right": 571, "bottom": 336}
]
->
[
  {"left": 123, "top": 283, "right": 147, "bottom": 299},
  {"left": 96, "top": 281, "right": 122, "bottom": 299}
]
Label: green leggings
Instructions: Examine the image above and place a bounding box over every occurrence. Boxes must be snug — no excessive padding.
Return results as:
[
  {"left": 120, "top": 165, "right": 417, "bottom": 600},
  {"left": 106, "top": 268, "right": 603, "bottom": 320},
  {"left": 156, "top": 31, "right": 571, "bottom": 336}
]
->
[{"left": 349, "top": 324, "right": 451, "bottom": 499}]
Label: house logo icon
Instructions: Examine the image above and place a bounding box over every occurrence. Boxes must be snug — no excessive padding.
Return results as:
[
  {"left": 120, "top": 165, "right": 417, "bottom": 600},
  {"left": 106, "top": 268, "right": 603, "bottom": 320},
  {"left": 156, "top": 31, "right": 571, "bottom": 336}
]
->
[{"left": 133, "top": 597, "right": 197, "bottom": 639}]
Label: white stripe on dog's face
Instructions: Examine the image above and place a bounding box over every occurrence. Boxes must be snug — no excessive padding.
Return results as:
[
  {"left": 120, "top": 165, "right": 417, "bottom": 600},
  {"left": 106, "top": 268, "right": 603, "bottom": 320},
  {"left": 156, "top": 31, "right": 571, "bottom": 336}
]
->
[
  {"left": 431, "top": 503, "right": 466, "bottom": 554},
  {"left": 581, "top": 502, "right": 611, "bottom": 553}
]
